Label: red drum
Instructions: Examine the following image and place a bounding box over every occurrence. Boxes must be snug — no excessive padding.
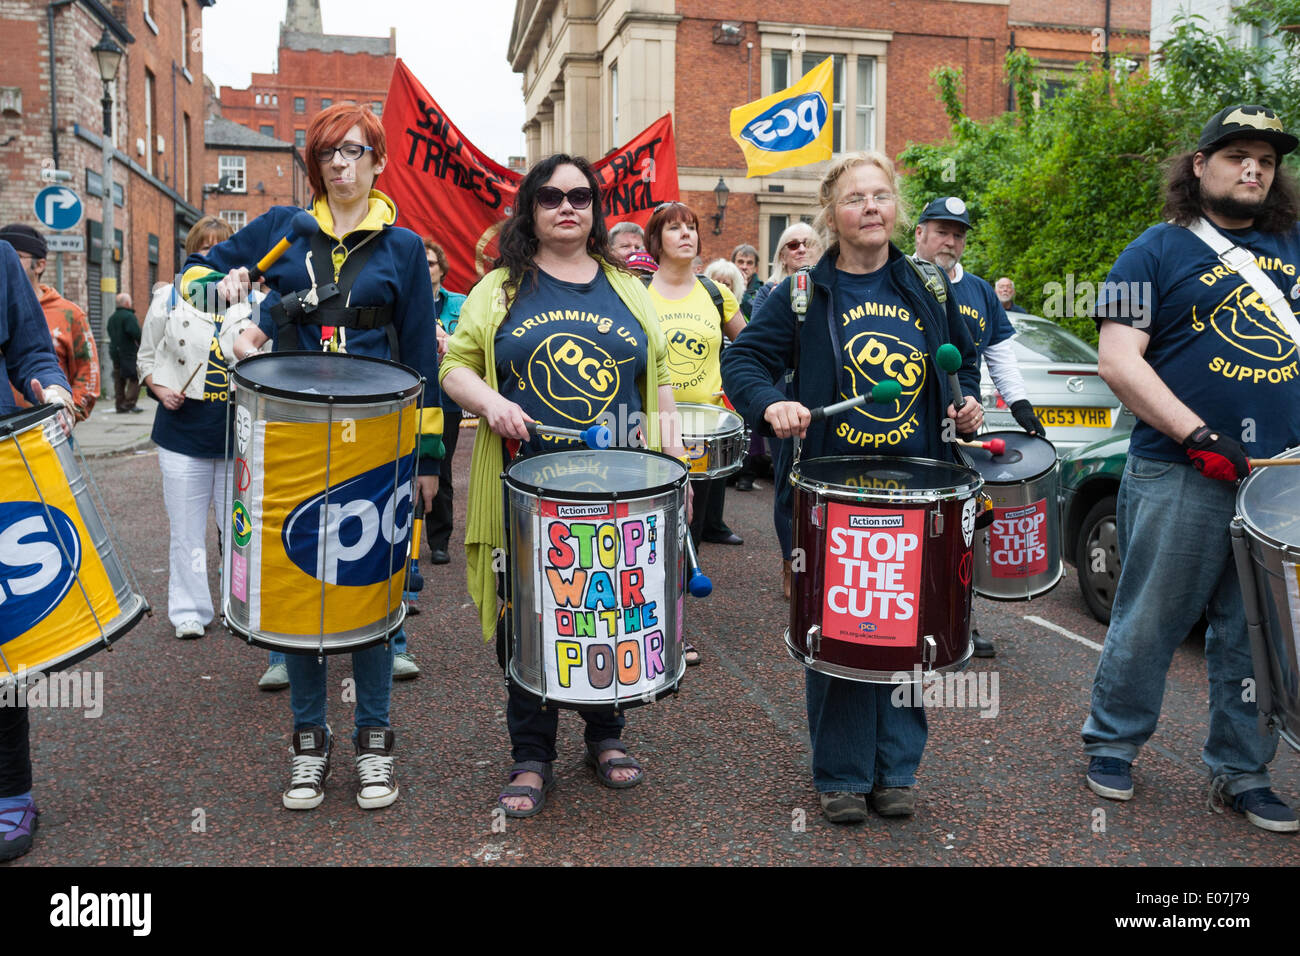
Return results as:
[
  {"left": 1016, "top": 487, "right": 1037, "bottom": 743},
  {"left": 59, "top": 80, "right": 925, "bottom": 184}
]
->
[{"left": 787, "top": 456, "right": 983, "bottom": 683}]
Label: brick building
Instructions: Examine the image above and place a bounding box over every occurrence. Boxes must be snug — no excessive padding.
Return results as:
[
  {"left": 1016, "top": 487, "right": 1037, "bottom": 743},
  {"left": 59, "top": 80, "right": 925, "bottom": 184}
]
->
[
  {"left": 0, "top": 0, "right": 208, "bottom": 375},
  {"left": 216, "top": 0, "right": 394, "bottom": 153},
  {"left": 507, "top": 0, "right": 1149, "bottom": 276},
  {"left": 203, "top": 115, "right": 307, "bottom": 229},
  {"left": 1008, "top": 0, "right": 1149, "bottom": 100}
]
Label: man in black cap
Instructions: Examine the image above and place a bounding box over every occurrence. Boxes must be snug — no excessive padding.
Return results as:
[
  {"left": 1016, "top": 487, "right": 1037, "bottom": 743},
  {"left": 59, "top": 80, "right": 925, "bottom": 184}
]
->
[
  {"left": 1082, "top": 105, "right": 1300, "bottom": 832},
  {"left": 914, "top": 195, "right": 1045, "bottom": 658}
]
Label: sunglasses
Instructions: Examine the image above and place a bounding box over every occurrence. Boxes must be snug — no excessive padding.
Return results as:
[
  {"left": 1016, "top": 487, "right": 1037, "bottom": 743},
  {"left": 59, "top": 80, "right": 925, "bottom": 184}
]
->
[
  {"left": 536, "top": 186, "right": 594, "bottom": 210},
  {"left": 314, "top": 143, "right": 374, "bottom": 164},
  {"left": 783, "top": 238, "right": 813, "bottom": 252}
]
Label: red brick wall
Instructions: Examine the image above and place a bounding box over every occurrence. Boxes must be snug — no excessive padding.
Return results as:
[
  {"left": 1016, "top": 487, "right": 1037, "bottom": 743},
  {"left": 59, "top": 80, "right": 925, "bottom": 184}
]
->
[
  {"left": 204, "top": 148, "right": 305, "bottom": 223},
  {"left": 1008, "top": 0, "right": 1149, "bottom": 32}
]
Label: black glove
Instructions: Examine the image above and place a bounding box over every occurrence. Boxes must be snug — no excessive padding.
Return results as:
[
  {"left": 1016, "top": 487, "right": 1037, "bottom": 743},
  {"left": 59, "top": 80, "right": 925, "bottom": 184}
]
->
[
  {"left": 1010, "top": 400, "right": 1045, "bottom": 437},
  {"left": 1182, "top": 425, "right": 1251, "bottom": 481}
]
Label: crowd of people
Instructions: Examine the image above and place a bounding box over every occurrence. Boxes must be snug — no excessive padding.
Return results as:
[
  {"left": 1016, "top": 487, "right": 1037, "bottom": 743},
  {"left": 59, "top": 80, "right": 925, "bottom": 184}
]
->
[{"left": 1, "top": 99, "right": 1298, "bottom": 861}]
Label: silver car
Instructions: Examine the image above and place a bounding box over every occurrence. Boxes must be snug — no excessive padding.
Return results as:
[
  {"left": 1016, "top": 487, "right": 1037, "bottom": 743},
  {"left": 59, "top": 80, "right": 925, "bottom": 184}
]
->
[{"left": 979, "top": 314, "right": 1136, "bottom": 455}]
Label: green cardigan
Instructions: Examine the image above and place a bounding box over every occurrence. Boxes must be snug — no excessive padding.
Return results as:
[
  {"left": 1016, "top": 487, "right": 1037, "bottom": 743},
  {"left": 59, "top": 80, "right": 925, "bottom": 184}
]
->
[{"left": 438, "top": 259, "right": 671, "bottom": 642}]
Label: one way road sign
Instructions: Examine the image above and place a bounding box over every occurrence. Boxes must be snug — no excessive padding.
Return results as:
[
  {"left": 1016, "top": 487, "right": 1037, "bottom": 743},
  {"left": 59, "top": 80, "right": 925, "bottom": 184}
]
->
[{"left": 33, "top": 186, "right": 83, "bottom": 232}]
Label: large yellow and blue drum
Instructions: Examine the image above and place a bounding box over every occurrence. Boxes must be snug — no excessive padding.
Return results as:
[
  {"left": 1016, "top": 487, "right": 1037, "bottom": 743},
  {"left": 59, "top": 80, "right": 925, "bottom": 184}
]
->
[
  {"left": 224, "top": 352, "right": 422, "bottom": 654},
  {"left": 0, "top": 404, "right": 147, "bottom": 683}
]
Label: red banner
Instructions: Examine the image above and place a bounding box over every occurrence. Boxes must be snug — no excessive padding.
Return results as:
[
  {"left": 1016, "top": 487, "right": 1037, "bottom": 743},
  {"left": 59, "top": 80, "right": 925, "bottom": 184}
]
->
[{"left": 380, "top": 59, "right": 679, "bottom": 294}]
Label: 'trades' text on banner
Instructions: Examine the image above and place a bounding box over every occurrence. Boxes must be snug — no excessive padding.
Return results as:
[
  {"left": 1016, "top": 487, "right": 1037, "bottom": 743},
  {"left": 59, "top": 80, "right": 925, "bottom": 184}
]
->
[{"left": 381, "top": 60, "right": 679, "bottom": 294}]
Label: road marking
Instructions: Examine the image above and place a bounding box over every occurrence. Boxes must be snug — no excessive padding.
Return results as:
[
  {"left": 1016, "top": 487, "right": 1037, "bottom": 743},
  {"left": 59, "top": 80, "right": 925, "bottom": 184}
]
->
[{"left": 1023, "top": 614, "right": 1104, "bottom": 652}]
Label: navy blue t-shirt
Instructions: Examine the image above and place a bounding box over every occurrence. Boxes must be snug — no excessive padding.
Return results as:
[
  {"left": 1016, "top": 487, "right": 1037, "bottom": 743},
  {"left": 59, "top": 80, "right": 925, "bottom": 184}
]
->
[
  {"left": 951, "top": 266, "right": 1015, "bottom": 355},
  {"left": 495, "top": 268, "right": 647, "bottom": 456},
  {"left": 827, "top": 267, "right": 939, "bottom": 458},
  {"left": 150, "top": 306, "right": 232, "bottom": 459},
  {"left": 1098, "top": 221, "right": 1300, "bottom": 461}
]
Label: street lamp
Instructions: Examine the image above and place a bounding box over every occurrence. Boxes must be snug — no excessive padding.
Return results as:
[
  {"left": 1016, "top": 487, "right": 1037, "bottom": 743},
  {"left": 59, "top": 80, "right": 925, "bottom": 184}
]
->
[
  {"left": 710, "top": 177, "right": 730, "bottom": 235},
  {"left": 92, "top": 27, "right": 123, "bottom": 391}
]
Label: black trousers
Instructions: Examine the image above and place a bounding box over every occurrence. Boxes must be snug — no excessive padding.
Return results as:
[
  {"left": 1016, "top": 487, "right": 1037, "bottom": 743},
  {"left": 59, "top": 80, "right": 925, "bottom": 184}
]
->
[
  {"left": 0, "top": 705, "right": 32, "bottom": 798},
  {"left": 426, "top": 402, "right": 463, "bottom": 553},
  {"left": 688, "top": 477, "right": 730, "bottom": 546}
]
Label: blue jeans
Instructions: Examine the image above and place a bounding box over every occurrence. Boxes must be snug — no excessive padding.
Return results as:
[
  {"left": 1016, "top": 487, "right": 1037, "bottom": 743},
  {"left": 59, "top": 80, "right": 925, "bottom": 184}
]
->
[
  {"left": 1081, "top": 455, "right": 1277, "bottom": 794},
  {"left": 806, "top": 670, "right": 928, "bottom": 792},
  {"left": 286, "top": 639, "right": 394, "bottom": 739}
]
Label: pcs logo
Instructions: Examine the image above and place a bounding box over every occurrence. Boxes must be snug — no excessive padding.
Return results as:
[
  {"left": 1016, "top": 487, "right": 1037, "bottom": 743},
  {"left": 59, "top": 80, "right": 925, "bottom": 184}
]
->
[
  {"left": 842, "top": 332, "right": 925, "bottom": 424},
  {"left": 666, "top": 329, "right": 708, "bottom": 378},
  {"left": 282, "top": 453, "right": 415, "bottom": 586},
  {"left": 1209, "top": 286, "right": 1296, "bottom": 363},
  {"left": 528, "top": 333, "right": 628, "bottom": 421},
  {"left": 739, "top": 93, "right": 829, "bottom": 153},
  {"left": 0, "top": 501, "right": 82, "bottom": 643}
]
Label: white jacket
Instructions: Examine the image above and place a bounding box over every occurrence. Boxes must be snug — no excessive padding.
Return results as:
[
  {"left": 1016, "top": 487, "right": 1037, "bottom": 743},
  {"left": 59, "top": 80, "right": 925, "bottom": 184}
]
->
[{"left": 137, "top": 285, "right": 257, "bottom": 399}]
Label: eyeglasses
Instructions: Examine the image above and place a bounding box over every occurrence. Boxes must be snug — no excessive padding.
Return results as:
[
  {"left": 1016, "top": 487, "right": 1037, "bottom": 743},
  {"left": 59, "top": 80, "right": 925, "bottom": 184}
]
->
[
  {"left": 314, "top": 143, "right": 374, "bottom": 164},
  {"left": 536, "top": 186, "right": 594, "bottom": 210},
  {"left": 837, "top": 193, "right": 897, "bottom": 208},
  {"left": 655, "top": 201, "right": 687, "bottom": 212},
  {"left": 783, "top": 238, "right": 813, "bottom": 252}
]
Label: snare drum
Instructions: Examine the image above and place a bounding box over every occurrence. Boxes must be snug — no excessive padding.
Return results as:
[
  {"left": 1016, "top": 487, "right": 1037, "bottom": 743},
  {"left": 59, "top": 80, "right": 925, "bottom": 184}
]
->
[
  {"left": 787, "top": 456, "right": 983, "bottom": 683},
  {"left": 503, "top": 448, "right": 688, "bottom": 710},
  {"left": 0, "top": 404, "right": 148, "bottom": 683},
  {"left": 677, "top": 402, "right": 747, "bottom": 480},
  {"left": 1232, "top": 446, "right": 1300, "bottom": 752},
  {"left": 223, "top": 352, "right": 422, "bottom": 654},
  {"left": 964, "top": 430, "right": 1063, "bottom": 600}
]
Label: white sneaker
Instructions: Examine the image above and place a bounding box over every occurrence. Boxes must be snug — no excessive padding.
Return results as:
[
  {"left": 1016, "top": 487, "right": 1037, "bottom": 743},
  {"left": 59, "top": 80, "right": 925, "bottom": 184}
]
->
[
  {"left": 392, "top": 652, "right": 420, "bottom": 681},
  {"left": 258, "top": 661, "right": 289, "bottom": 691},
  {"left": 174, "top": 619, "right": 204, "bottom": 640},
  {"left": 355, "top": 728, "right": 398, "bottom": 809},
  {"left": 283, "top": 726, "right": 331, "bottom": 810}
]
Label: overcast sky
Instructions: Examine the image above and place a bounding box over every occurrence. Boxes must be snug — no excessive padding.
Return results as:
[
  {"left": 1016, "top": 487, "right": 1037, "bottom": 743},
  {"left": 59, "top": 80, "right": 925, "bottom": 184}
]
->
[{"left": 200, "top": 0, "right": 527, "bottom": 161}]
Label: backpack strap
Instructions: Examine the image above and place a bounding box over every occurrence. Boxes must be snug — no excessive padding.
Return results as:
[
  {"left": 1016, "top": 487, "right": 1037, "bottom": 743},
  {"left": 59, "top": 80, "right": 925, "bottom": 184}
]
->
[
  {"left": 695, "top": 274, "right": 728, "bottom": 324},
  {"left": 904, "top": 255, "right": 949, "bottom": 305}
]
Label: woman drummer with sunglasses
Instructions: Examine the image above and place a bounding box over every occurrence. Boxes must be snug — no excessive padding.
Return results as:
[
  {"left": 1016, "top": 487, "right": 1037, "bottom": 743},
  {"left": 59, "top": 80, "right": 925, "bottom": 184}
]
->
[{"left": 440, "top": 154, "right": 687, "bottom": 818}]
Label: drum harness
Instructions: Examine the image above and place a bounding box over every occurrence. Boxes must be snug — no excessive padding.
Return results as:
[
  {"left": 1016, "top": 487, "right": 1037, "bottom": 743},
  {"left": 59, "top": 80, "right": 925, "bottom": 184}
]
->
[{"left": 269, "top": 229, "right": 401, "bottom": 361}]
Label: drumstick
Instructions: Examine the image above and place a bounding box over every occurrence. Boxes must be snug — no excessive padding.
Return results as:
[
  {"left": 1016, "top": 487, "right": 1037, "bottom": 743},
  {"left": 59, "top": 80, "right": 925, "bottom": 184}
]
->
[
  {"left": 936, "top": 343, "right": 967, "bottom": 413},
  {"left": 247, "top": 212, "right": 317, "bottom": 282},
  {"left": 1249, "top": 458, "right": 1300, "bottom": 467},
  {"left": 959, "top": 437, "right": 1006, "bottom": 455},
  {"left": 808, "top": 379, "right": 903, "bottom": 421},
  {"left": 526, "top": 420, "right": 612, "bottom": 449},
  {"left": 684, "top": 532, "right": 713, "bottom": 598},
  {"left": 406, "top": 515, "right": 424, "bottom": 597}
]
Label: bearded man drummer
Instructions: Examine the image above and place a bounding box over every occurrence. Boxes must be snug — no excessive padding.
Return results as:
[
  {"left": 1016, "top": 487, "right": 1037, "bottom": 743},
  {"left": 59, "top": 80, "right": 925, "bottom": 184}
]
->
[{"left": 1081, "top": 104, "right": 1300, "bottom": 832}]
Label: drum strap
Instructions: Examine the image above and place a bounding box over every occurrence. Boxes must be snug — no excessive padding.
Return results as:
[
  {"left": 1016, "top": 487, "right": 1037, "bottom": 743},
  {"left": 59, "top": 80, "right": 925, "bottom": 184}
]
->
[{"left": 268, "top": 231, "right": 400, "bottom": 360}]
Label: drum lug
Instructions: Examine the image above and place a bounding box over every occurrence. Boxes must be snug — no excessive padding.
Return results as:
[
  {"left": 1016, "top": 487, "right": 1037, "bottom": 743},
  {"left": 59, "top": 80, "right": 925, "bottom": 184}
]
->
[
  {"left": 810, "top": 503, "right": 825, "bottom": 529},
  {"left": 922, "top": 634, "right": 937, "bottom": 674},
  {"left": 929, "top": 507, "right": 944, "bottom": 538},
  {"left": 805, "top": 624, "right": 821, "bottom": 663}
]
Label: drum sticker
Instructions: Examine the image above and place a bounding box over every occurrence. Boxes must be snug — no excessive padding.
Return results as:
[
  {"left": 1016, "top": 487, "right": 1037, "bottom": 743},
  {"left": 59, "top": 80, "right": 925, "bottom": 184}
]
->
[
  {"left": 235, "top": 457, "right": 252, "bottom": 493},
  {"left": 235, "top": 405, "right": 252, "bottom": 454},
  {"left": 822, "top": 503, "right": 924, "bottom": 647},
  {"left": 961, "top": 498, "right": 976, "bottom": 548},
  {"left": 537, "top": 507, "right": 669, "bottom": 703},
  {"left": 230, "top": 551, "right": 247, "bottom": 603},
  {"left": 685, "top": 441, "right": 710, "bottom": 474},
  {"left": 987, "top": 499, "right": 1049, "bottom": 579},
  {"left": 232, "top": 502, "right": 253, "bottom": 549}
]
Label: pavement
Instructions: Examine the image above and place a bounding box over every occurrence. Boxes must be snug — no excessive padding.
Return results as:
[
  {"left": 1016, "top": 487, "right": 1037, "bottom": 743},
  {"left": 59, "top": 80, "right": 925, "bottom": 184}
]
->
[
  {"left": 9, "top": 437, "right": 1300, "bottom": 869},
  {"left": 73, "top": 398, "right": 160, "bottom": 458}
]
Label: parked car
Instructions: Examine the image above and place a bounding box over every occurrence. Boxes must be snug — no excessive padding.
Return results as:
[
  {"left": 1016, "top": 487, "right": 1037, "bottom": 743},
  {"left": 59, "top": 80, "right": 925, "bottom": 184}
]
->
[
  {"left": 1058, "top": 434, "right": 1130, "bottom": 623},
  {"left": 979, "top": 314, "right": 1137, "bottom": 456}
]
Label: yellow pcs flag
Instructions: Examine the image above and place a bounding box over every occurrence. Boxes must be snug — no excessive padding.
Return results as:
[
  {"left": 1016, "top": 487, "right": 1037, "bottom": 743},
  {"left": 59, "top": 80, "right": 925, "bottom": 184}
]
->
[{"left": 729, "top": 56, "right": 834, "bottom": 177}]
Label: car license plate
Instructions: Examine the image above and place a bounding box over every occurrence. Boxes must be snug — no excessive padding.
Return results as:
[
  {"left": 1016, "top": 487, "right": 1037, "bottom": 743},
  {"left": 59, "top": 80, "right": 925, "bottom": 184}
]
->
[{"left": 1037, "top": 407, "right": 1113, "bottom": 428}]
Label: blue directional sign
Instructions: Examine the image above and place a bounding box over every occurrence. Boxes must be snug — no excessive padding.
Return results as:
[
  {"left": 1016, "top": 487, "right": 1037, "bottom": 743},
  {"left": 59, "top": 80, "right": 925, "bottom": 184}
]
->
[{"left": 33, "top": 186, "right": 83, "bottom": 232}]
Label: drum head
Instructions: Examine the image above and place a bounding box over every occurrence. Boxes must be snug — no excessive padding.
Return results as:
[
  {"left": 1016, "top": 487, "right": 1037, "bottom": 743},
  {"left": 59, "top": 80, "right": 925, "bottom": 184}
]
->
[
  {"left": 1238, "top": 447, "right": 1300, "bottom": 548},
  {"left": 795, "top": 455, "right": 981, "bottom": 496},
  {"left": 232, "top": 351, "right": 422, "bottom": 403},
  {"left": 965, "top": 431, "right": 1058, "bottom": 482},
  {"left": 506, "top": 449, "right": 687, "bottom": 499},
  {"left": 677, "top": 403, "right": 743, "bottom": 435}
]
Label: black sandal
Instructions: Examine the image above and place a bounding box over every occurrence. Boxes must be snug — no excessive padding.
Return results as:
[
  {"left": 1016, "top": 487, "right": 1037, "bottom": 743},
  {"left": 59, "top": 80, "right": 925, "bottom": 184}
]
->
[
  {"left": 584, "top": 739, "right": 643, "bottom": 790},
  {"left": 497, "top": 761, "right": 555, "bottom": 818}
]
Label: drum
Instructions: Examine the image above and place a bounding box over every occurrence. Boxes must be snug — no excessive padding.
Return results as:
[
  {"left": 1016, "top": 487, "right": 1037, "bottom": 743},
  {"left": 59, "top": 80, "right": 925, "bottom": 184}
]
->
[
  {"left": 0, "top": 404, "right": 148, "bottom": 683},
  {"left": 787, "top": 456, "right": 982, "bottom": 683},
  {"left": 223, "top": 352, "right": 423, "bottom": 654},
  {"left": 964, "top": 430, "right": 1063, "bottom": 600},
  {"left": 1232, "top": 446, "right": 1300, "bottom": 752},
  {"left": 503, "top": 448, "right": 689, "bottom": 710},
  {"left": 677, "top": 402, "right": 747, "bottom": 480}
]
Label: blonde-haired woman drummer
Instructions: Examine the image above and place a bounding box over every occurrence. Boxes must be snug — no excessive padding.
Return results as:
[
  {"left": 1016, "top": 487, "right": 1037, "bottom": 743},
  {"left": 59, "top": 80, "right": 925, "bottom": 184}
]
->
[
  {"left": 441, "top": 153, "right": 687, "bottom": 818},
  {"left": 721, "top": 151, "right": 982, "bottom": 824}
]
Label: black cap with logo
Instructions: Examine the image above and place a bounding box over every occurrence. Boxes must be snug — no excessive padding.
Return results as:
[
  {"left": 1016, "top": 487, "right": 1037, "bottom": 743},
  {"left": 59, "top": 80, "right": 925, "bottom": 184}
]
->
[
  {"left": 1197, "top": 104, "right": 1297, "bottom": 157},
  {"left": 917, "top": 196, "right": 971, "bottom": 228}
]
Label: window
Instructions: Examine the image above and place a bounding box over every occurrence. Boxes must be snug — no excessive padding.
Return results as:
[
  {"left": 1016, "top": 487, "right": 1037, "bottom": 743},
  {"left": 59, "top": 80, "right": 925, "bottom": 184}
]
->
[
  {"left": 609, "top": 62, "right": 619, "bottom": 146},
  {"left": 260, "top": 125, "right": 274, "bottom": 137},
  {"left": 272, "top": 95, "right": 278, "bottom": 106},
  {"left": 144, "top": 69, "right": 156, "bottom": 175},
  {"left": 182, "top": 113, "right": 191, "bottom": 201},
  {"left": 218, "top": 155, "right": 246, "bottom": 192},
  {"left": 763, "top": 26, "right": 888, "bottom": 158},
  {"left": 766, "top": 214, "right": 788, "bottom": 269},
  {"left": 180, "top": 2, "right": 188, "bottom": 71},
  {"left": 371, "top": 101, "right": 383, "bottom": 117},
  {"left": 294, "top": 97, "right": 305, "bottom": 113},
  {"left": 321, "top": 98, "right": 332, "bottom": 109},
  {"left": 295, "top": 129, "right": 306, "bottom": 149},
  {"left": 255, "top": 94, "right": 261, "bottom": 105},
  {"left": 220, "top": 210, "right": 247, "bottom": 230}
]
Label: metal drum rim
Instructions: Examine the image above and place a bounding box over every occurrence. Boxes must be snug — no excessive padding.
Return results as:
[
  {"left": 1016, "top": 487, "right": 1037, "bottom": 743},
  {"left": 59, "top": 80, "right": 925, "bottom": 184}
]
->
[
  {"left": 503, "top": 447, "right": 689, "bottom": 500},
  {"left": 783, "top": 628, "right": 974, "bottom": 683},
  {"left": 231, "top": 350, "right": 423, "bottom": 404},
  {"left": 967, "top": 430, "right": 1060, "bottom": 484},
  {"left": 792, "top": 454, "right": 983, "bottom": 501},
  {"left": 0, "top": 403, "right": 61, "bottom": 440},
  {"left": 676, "top": 401, "right": 745, "bottom": 437},
  {"left": 223, "top": 605, "right": 405, "bottom": 655},
  {"left": 0, "top": 593, "right": 148, "bottom": 688},
  {"left": 1237, "top": 445, "right": 1300, "bottom": 554},
  {"left": 506, "top": 658, "right": 687, "bottom": 712}
]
